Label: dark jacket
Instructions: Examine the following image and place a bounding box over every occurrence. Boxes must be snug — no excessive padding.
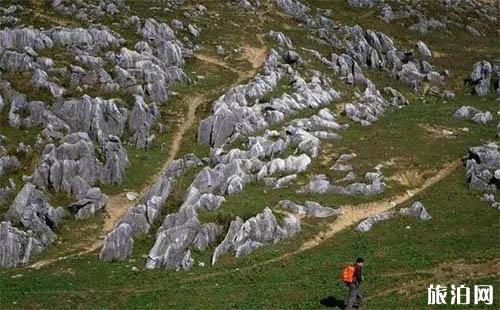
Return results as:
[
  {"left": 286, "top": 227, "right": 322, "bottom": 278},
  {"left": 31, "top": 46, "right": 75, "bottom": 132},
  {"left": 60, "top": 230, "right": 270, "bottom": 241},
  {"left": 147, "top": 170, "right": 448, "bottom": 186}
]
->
[{"left": 353, "top": 265, "right": 363, "bottom": 284}]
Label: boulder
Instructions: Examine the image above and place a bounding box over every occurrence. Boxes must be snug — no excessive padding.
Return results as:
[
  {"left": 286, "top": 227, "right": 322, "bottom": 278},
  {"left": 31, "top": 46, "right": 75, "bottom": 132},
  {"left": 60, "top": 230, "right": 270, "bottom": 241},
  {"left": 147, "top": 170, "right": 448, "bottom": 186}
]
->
[
  {"left": 416, "top": 41, "right": 432, "bottom": 58},
  {"left": 268, "top": 30, "right": 293, "bottom": 49},
  {"left": 355, "top": 211, "right": 392, "bottom": 232},
  {"left": 470, "top": 61, "right": 492, "bottom": 96},
  {"left": 465, "top": 143, "right": 500, "bottom": 191},
  {"left": 69, "top": 187, "right": 108, "bottom": 220},
  {"left": 280, "top": 200, "right": 341, "bottom": 217},
  {"left": 212, "top": 208, "right": 301, "bottom": 264},
  {"left": 7, "top": 183, "right": 65, "bottom": 246},
  {"left": 0, "top": 221, "right": 43, "bottom": 268},
  {"left": 453, "top": 106, "right": 492, "bottom": 124},
  {"left": 54, "top": 95, "right": 127, "bottom": 142},
  {"left": 99, "top": 223, "right": 134, "bottom": 262},
  {"left": 8, "top": 94, "right": 47, "bottom": 129},
  {"left": 399, "top": 201, "right": 432, "bottom": 220},
  {"left": 0, "top": 155, "right": 20, "bottom": 178}
]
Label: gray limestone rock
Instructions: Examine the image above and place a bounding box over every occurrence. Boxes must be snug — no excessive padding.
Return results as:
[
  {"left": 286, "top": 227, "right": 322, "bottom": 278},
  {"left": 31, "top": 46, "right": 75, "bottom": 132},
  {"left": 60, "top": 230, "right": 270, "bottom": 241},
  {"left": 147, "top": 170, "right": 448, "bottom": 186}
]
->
[
  {"left": 0, "top": 221, "right": 43, "bottom": 268},
  {"left": 399, "top": 201, "right": 432, "bottom": 220},
  {"left": 465, "top": 143, "right": 500, "bottom": 191},
  {"left": 0, "top": 155, "right": 20, "bottom": 178},
  {"left": 355, "top": 211, "right": 392, "bottom": 232},
  {"left": 7, "top": 183, "right": 65, "bottom": 246},
  {"left": 416, "top": 41, "right": 432, "bottom": 58},
  {"left": 453, "top": 106, "right": 492, "bottom": 124},
  {"left": 99, "top": 223, "right": 134, "bottom": 262},
  {"left": 8, "top": 94, "right": 46, "bottom": 129},
  {"left": 212, "top": 208, "right": 301, "bottom": 264},
  {"left": 280, "top": 200, "right": 341, "bottom": 217},
  {"left": 54, "top": 95, "right": 127, "bottom": 142},
  {"left": 470, "top": 61, "right": 492, "bottom": 96},
  {"left": 268, "top": 30, "right": 293, "bottom": 49}
]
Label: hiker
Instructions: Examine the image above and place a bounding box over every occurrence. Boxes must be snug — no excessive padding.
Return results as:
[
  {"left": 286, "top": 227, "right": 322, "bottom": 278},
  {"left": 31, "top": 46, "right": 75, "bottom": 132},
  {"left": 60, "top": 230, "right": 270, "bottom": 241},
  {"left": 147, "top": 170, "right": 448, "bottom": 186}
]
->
[{"left": 342, "top": 257, "right": 364, "bottom": 309}]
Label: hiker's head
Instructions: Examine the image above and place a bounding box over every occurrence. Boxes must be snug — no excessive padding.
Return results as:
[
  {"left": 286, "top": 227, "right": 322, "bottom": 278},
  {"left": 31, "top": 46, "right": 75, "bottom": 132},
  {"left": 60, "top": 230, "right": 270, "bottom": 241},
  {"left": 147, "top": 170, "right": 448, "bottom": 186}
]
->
[{"left": 355, "top": 257, "right": 364, "bottom": 267}]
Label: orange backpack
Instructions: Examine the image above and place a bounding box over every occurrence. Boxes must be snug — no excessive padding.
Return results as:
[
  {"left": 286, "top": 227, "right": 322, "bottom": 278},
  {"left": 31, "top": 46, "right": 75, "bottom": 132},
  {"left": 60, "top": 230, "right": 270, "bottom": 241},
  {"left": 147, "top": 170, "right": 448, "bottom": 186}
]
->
[{"left": 342, "top": 265, "right": 356, "bottom": 283}]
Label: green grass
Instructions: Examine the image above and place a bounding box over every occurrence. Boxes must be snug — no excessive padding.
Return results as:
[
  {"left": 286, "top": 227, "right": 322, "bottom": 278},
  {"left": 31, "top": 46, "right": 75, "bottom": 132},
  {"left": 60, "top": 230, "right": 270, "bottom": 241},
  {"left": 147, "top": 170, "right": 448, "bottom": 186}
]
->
[
  {"left": 1, "top": 167, "right": 498, "bottom": 309},
  {"left": 1, "top": 1, "right": 499, "bottom": 309}
]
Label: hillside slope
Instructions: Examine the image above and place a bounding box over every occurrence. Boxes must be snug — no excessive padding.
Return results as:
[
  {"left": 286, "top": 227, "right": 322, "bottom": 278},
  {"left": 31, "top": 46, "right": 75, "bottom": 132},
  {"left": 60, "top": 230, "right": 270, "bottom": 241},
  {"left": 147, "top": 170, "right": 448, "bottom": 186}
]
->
[{"left": 0, "top": 0, "right": 499, "bottom": 309}]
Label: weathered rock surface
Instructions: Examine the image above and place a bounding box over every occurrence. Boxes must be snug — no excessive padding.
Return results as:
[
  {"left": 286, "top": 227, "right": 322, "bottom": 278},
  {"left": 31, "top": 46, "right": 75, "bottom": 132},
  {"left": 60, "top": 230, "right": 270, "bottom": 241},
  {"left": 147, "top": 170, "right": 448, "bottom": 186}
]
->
[
  {"left": 8, "top": 94, "right": 46, "bottom": 129},
  {"left": 301, "top": 172, "right": 385, "bottom": 196},
  {"left": 1, "top": 183, "right": 66, "bottom": 267},
  {"left": 100, "top": 154, "right": 201, "bottom": 262},
  {"left": 99, "top": 223, "right": 134, "bottom": 262},
  {"left": 464, "top": 143, "right": 500, "bottom": 191},
  {"left": 453, "top": 106, "right": 493, "bottom": 124},
  {"left": 356, "top": 211, "right": 392, "bottom": 232},
  {"left": 470, "top": 61, "right": 492, "bottom": 96},
  {"left": 399, "top": 201, "right": 432, "bottom": 221},
  {"left": 0, "top": 155, "right": 20, "bottom": 178},
  {"left": 54, "top": 96, "right": 128, "bottom": 142},
  {"left": 29, "top": 132, "right": 127, "bottom": 194},
  {"left": 0, "top": 221, "right": 43, "bottom": 268},
  {"left": 280, "top": 200, "right": 341, "bottom": 217},
  {"left": 212, "top": 208, "right": 300, "bottom": 264}
]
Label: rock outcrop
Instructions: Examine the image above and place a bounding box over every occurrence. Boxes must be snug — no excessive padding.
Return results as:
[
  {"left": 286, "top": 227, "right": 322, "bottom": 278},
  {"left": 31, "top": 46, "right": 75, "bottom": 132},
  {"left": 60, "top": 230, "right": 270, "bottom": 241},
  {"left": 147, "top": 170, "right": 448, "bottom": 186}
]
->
[
  {"left": 212, "top": 208, "right": 300, "bottom": 264},
  {"left": 464, "top": 143, "right": 500, "bottom": 191}
]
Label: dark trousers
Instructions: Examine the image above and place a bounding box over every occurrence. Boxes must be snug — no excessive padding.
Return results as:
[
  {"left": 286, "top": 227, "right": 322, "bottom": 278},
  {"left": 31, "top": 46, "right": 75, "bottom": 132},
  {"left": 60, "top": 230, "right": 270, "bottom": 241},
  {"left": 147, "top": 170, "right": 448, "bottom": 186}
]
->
[{"left": 345, "top": 282, "right": 362, "bottom": 309}]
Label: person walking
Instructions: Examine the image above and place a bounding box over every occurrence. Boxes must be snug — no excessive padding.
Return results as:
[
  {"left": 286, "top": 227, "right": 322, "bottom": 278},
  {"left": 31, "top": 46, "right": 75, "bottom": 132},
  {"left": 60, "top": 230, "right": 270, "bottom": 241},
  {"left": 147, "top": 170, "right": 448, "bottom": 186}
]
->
[{"left": 342, "top": 257, "right": 364, "bottom": 309}]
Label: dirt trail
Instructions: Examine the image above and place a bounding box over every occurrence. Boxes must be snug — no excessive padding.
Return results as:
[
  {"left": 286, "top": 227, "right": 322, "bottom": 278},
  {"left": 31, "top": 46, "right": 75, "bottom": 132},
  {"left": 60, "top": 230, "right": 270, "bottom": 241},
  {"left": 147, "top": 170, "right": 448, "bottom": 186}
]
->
[
  {"left": 301, "top": 159, "right": 461, "bottom": 251},
  {"left": 32, "top": 0, "right": 77, "bottom": 26},
  {"left": 102, "top": 95, "right": 205, "bottom": 234},
  {"left": 194, "top": 33, "right": 268, "bottom": 82},
  {"left": 30, "top": 38, "right": 270, "bottom": 269},
  {"left": 367, "top": 258, "right": 500, "bottom": 300},
  {"left": 185, "top": 160, "right": 461, "bottom": 281}
]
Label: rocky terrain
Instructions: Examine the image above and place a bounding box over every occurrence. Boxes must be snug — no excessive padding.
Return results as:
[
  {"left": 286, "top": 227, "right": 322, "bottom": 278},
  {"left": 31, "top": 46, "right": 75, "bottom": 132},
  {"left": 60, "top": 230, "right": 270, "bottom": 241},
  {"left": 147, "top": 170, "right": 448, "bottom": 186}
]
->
[{"left": 0, "top": 0, "right": 499, "bottom": 308}]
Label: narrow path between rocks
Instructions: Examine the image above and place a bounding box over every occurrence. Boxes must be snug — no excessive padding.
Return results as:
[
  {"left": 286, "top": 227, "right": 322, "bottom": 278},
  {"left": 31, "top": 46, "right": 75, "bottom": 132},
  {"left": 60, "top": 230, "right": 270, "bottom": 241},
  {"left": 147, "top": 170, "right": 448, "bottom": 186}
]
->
[
  {"left": 30, "top": 94, "right": 206, "bottom": 269},
  {"left": 29, "top": 40, "right": 269, "bottom": 269},
  {"left": 184, "top": 159, "right": 462, "bottom": 282}
]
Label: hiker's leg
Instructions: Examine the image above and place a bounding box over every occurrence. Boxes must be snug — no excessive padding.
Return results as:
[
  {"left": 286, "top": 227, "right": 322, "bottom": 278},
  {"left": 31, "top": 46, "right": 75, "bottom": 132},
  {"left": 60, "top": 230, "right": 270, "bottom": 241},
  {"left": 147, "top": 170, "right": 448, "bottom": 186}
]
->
[
  {"left": 344, "top": 284, "right": 351, "bottom": 306},
  {"left": 346, "top": 284, "right": 358, "bottom": 309},
  {"left": 355, "top": 286, "right": 363, "bottom": 308}
]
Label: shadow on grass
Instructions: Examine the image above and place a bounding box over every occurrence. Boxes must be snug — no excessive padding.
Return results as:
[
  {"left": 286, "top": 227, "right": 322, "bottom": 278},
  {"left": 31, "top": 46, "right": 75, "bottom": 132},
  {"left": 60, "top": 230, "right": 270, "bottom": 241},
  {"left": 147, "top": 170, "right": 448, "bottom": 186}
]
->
[{"left": 320, "top": 295, "right": 345, "bottom": 308}]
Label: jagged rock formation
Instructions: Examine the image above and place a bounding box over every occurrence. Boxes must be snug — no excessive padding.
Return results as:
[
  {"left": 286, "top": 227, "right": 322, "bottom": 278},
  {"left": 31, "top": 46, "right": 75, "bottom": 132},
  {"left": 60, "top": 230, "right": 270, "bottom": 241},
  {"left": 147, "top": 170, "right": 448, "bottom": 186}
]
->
[
  {"left": 356, "top": 211, "right": 392, "bottom": 232},
  {"left": 212, "top": 208, "right": 300, "bottom": 264},
  {"left": 300, "top": 171, "right": 385, "bottom": 196},
  {"left": 0, "top": 183, "right": 66, "bottom": 267},
  {"left": 99, "top": 223, "right": 134, "bottom": 262},
  {"left": 100, "top": 154, "right": 201, "bottom": 262},
  {"left": 356, "top": 201, "right": 431, "bottom": 232},
  {"left": 399, "top": 201, "right": 432, "bottom": 221},
  {"left": 464, "top": 143, "right": 500, "bottom": 191},
  {"left": 274, "top": 0, "right": 446, "bottom": 95},
  {"left": 280, "top": 200, "right": 341, "bottom": 217},
  {"left": 453, "top": 106, "right": 492, "bottom": 124},
  {"left": 28, "top": 132, "right": 128, "bottom": 193},
  {"left": 0, "top": 14, "right": 192, "bottom": 234},
  {"left": 0, "top": 221, "right": 43, "bottom": 268},
  {"left": 469, "top": 61, "right": 493, "bottom": 96},
  {"left": 0, "top": 155, "right": 20, "bottom": 178},
  {"left": 198, "top": 51, "right": 339, "bottom": 147}
]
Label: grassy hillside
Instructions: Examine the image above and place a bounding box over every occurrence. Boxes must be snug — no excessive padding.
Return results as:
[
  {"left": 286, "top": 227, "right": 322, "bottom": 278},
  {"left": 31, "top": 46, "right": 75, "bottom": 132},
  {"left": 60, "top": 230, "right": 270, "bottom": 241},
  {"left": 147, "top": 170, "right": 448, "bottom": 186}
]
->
[{"left": 0, "top": 0, "right": 498, "bottom": 309}]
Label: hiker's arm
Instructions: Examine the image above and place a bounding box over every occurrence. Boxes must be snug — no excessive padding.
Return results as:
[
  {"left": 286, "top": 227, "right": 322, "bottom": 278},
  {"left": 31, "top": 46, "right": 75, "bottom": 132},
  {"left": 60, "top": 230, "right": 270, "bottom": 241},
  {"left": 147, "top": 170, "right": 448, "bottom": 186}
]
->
[{"left": 355, "top": 267, "right": 362, "bottom": 284}]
